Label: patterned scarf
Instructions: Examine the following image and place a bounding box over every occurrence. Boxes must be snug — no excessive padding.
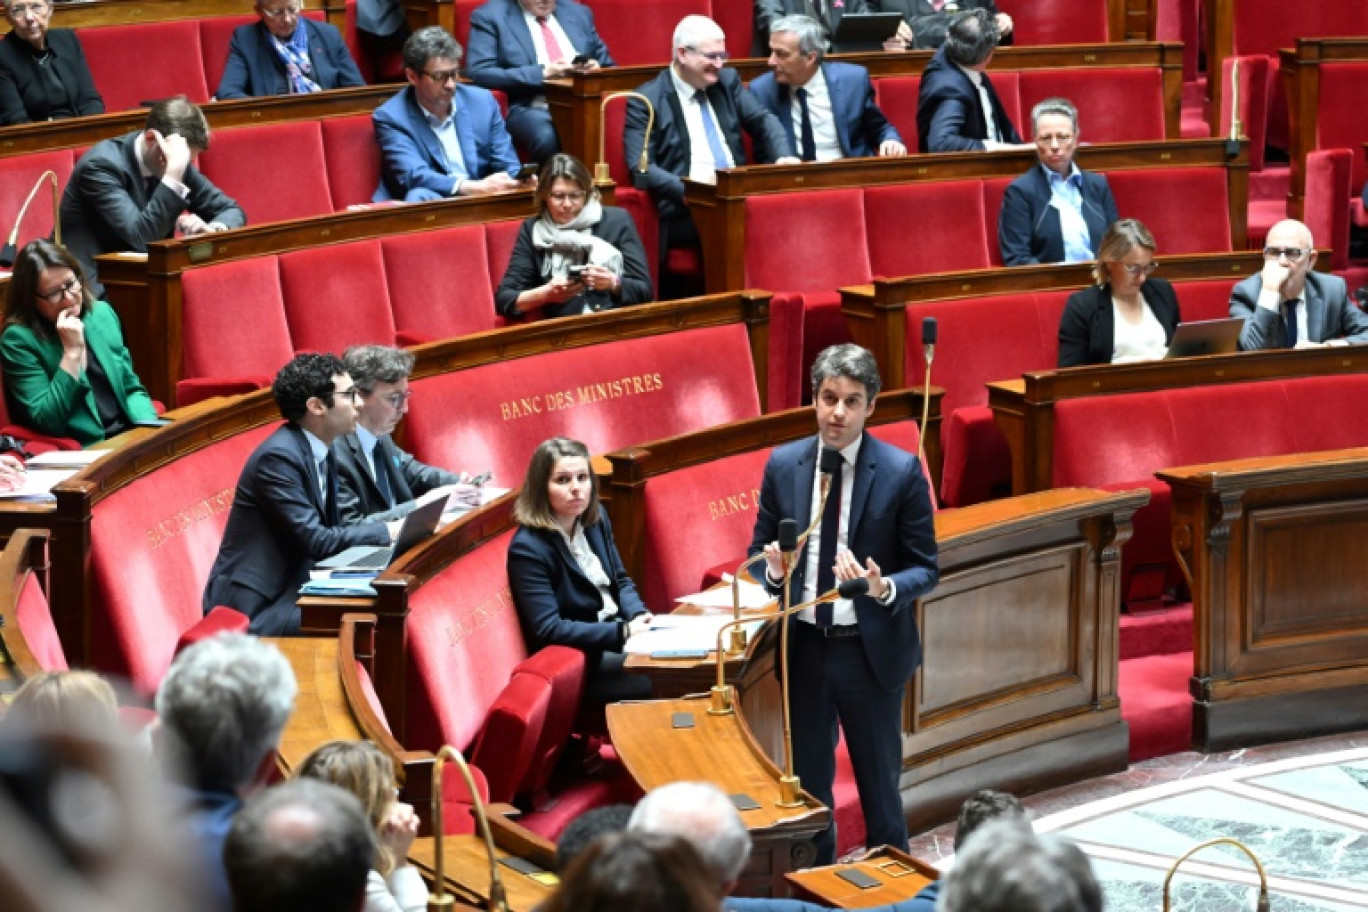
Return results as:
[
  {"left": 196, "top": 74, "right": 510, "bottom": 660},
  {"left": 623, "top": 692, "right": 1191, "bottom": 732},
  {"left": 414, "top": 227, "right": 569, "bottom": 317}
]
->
[{"left": 268, "top": 23, "right": 321, "bottom": 94}]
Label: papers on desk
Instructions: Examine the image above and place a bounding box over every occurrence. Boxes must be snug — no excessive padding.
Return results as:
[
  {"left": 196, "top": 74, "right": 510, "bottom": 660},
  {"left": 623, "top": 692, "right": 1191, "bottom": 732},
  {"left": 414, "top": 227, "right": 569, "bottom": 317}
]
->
[
  {"left": 622, "top": 613, "right": 767, "bottom": 655},
  {"left": 299, "top": 577, "right": 377, "bottom": 597},
  {"left": 0, "top": 468, "right": 79, "bottom": 501},
  {"left": 26, "top": 449, "right": 110, "bottom": 469},
  {"left": 674, "top": 577, "right": 772, "bottom": 610},
  {"left": 443, "top": 485, "right": 511, "bottom": 520}
]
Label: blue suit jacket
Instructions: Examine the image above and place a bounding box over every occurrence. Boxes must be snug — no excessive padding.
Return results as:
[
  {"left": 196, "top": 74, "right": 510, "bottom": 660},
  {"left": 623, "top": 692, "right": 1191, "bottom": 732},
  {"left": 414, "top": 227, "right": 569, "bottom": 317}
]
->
[
  {"left": 748, "top": 433, "right": 939, "bottom": 693},
  {"left": 372, "top": 84, "right": 522, "bottom": 201},
  {"left": 916, "top": 44, "right": 1021, "bottom": 152},
  {"left": 748, "top": 62, "right": 901, "bottom": 160},
  {"left": 1230, "top": 270, "right": 1368, "bottom": 350},
  {"left": 215, "top": 19, "right": 365, "bottom": 100},
  {"left": 998, "top": 163, "right": 1119, "bottom": 266},
  {"left": 465, "top": 0, "right": 614, "bottom": 107}
]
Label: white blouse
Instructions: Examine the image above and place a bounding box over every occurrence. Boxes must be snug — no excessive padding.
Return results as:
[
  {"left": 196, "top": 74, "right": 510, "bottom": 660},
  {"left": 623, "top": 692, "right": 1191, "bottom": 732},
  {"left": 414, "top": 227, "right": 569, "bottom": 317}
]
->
[{"left": 1111, "top": 295, "right": 1169, "bottom": 364}]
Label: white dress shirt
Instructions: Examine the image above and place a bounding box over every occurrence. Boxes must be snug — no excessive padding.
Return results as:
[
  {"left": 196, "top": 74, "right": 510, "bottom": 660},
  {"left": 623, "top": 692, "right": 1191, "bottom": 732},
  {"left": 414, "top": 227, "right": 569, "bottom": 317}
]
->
[
  {"left": 789, "top": 68, "right": 842, "bottom": 162},
  {"left": 521, "top": 10, "right": 577, "bottom": 109},
  {"left": 957, "top": 64, "right": 1001, "bottom": 146},
  {"left": 420, "top": 97, "right": 470, "bottom": 194},
  {"left": 669, "top": 65, "right": 733, "bottom": 184}
]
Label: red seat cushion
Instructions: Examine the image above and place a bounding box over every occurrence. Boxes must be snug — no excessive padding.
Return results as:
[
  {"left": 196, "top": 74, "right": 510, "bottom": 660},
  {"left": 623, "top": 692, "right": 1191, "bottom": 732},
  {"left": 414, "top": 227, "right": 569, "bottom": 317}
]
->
[
  {"left": 582, "top": 0, "right": 706, "bottom": 65},
  {"left": 1108, "top": 168, "right": 1231, "bottom": 254},
  {"left": 1316, "top": 64, "right": 1368, "bottom": 197},
  {"left": 484, "top": 219, "right": 525, "bottom": 291},
  {"left": 198, "top": 121, "right": 334, "bottom": 223},
  {"left": 279, "top": 241, "right": 396, "bottom": 352},
  {"left": 1172, "top": 278, "right": 1243, "bottom": 323},
  {"left": 514, "top": 646, "right": 587, "bottom": 797},
  {"left": 16, "top": 570, "right": 67, "bottom": 672},
  {"left": 998, "top": 0, "right": 1109, "bottom": 44},
  {"left": 180, "top": 256, "right": 293, "bottom": 385},
  {"left": 471, "top": 671, "right": 551, "bottom": 804},
  {"left": 1303, "top": 149, "right": 1352, "bottom": 271},
  {"left": 865, "top": 183, "right": 990, "bottom": 277},
  {"left": 322, "top": 114, "right": 384, "bottom": 211},
  {"left": 79, "top": 21, "right": 210, "bottom": 110},
  {"left": 1017, "top": 69, "right": 1166, "bottom": 143},
  {"left": 939, "top": 405, "right": 1010, "bottom": 508},
  {"left": 383, "top": 226, "right": 498, "bottom": 342}
]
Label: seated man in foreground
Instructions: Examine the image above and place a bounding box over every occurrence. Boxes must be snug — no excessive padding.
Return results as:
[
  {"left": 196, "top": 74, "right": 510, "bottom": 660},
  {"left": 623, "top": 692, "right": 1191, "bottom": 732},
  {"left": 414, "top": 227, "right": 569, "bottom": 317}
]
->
[
  {"left": 202, "top": 353, "right": 393, "bottom": 635},
  {"left": 373, "top": 26, "right": 525, "bottom": 201}
]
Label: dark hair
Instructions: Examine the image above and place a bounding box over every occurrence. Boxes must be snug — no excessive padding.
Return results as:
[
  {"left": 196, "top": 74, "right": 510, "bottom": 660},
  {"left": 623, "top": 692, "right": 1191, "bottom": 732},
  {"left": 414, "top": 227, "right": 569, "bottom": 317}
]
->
[
  {"left": 944, "top": 9, "right": 1000, "bottom": 67},
  {"left": 810, "top": 343, "right": 882, "bottom": 401},
  {"left": 513, "top": 437, "right": 601, "bottom": 531},
  {"left": 403, "top": 25, "right": 462, "bottom": 72},
  {"left": 342, "top": 345, "right": 414, "bottom": 392},
  {"left": 534, "top": 153, "right": 597, "bottom": 218},
  {"left": 3, "top": 239, "right": 93, "bottom": 340},
  {"left": 224, "top": 779, "right": 376, "bottom": 912},
  {"left": 272, "top": 352, "right": 347, "bottom": 422},
  {"left": 556, "top": 804, "right": 635, "bottom": 872},
  {"left": 955, "top": 789, "right": 1027, "bottom": 850},
  {"left": 541, "top": 832, "right": 719, "bottom": 912},
  {"left": 144, "top": 95, "right": 210, "bottom": 151}
]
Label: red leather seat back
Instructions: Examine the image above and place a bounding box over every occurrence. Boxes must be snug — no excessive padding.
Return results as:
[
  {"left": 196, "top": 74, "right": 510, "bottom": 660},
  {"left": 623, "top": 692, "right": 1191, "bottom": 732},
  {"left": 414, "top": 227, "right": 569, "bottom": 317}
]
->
[
  {"left": 279, "top": 241, "right": 396, "bottom": 352},
  {"left": 513, "top": 646, "right": 586, "bottom": 796},
  {"left": 1304, "top": 148, "right": 1353, "bottom": 271},
  {"left": 987, "top": 71, "right": 1022, "bottom": 136},
  {"left": 745, "top": 189, "right": 870, "bottom": 292},
  {"left": 1163, "top": 382, "right": 1299, "bottom": 466},
  {"left": 453, "top": 0, "right": 481, "bottom": 47},
  {"left": 322, "top": 115, "right": 384, "bottom": 210},
  {"left": 181, "top": 256, "right": 293, "bottom": 382},
  {"left": 16, "top": 571, "right": 67, "bottom": 672},
  {"left": 1107, "top": 168, "right": 1231, "bottom": 254},
  {"left": 1017, "top": 69, "right": 1165, "bottom": 143},
  {"left": 1231, "top": 4, "right": 1368, "bottom": 58},
  {"left": 198, "top": 121, "right": 334, "bottom": 223},
  {"left": 982, "top": 177, "right": 1012, "bottom": 265},
  {"left": 868, "top": 419, "right": 935, "bottom": 509},
  {"left": 997, "top": 0, "right": 1109, "bottom": 44},
  {"left": 384, "top": 226, "right": 498, "bottom": 342},
  {"left": 1316, "top": 64, "right": 1368, "bottom": 195},
  {"left": 1052, "top": 391, "right": 1177, "bottom": 489},
  {"left": 582, "top": 0, "right": 705, "bottom": 65},
  {"left": 485, "top": 218, "right": 525, "bottom": 291},
  {"left": 88, "top": 423, "right": 275, "bottom": 693},
  {"left": 711, "top": 0, "right": 755, "bottom": 63},
  {"left": 1171, "top": 278, "right": 1239, "bottom": 322},
  {"left": 865, "top": 183, "right": 990, "bottom": 277},
  {"left": 1286, "top": 375, "right": 1368, "bottom": 451},
  {"left": 871, "top": 76, "right": 921, "bottom": 153},
  {"left": 0, "top": 150, "right": 74, "bottom": 247},
  {"left": 78, "top": 21, "right": 210, "bottom": 111},
  {"left": 470, "top": 671, "right": 550, "bottom": 804},
  {"left": 404, "top": 324, "right": 761, "bottom": 486}
]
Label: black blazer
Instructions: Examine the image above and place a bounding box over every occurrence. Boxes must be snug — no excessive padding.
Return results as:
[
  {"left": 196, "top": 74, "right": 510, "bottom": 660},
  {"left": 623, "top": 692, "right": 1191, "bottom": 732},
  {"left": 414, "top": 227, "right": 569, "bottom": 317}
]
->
[
  {"left": 334, "top": 431, "right": 461, "bottom": 524},
  {"left": 0, "top": 29, "right": 103, "bottom": 126},
  {"left": 507, "top": 514, "right": 648, "bottom": 666},
  {"left": 998, "top": 164, "right": 1119, "bottom": 266},
  {"left": 215, "top": 19, "right": 365, "bottom": 100},
  {"left": 870, "top": 0, "right": 1005, "bottom": 48},
  {"left": 1058, "top": 277, "right": 1182, "bottom": 367},
  {"left": 202, "top": 424, "right": 390, "bottom": 635},
  {"left": 495, "top": 207, "right": 653, "bottom": 319},
  {"left": 916, "top": 44, "right": 1021, "bottom": 152}
]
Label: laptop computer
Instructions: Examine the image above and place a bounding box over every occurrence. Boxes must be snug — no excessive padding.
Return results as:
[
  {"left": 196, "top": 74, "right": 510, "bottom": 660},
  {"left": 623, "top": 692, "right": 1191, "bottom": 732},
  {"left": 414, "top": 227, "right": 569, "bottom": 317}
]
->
[
  {"left": 315, "top": 489, "right": 449, "bottom": 573},
  {"left": 1163, "top": 318, "right": 1244, "bottom": 359},
  {"left": 828, "top": 12, "right": 904, "bottom": 54}
]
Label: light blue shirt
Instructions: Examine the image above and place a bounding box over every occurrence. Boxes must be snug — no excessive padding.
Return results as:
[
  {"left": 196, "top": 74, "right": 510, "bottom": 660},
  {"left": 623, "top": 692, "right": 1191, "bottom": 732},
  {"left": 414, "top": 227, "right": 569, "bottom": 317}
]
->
[
  {"left": 422, "top": 100, "right": 469, "bottom": 190},
  {"left": 1045, "top": 163, "right": 1093, "bottom": 263},
  {"left": 355, "top": 424, "right": 382, "bottom": 479}
]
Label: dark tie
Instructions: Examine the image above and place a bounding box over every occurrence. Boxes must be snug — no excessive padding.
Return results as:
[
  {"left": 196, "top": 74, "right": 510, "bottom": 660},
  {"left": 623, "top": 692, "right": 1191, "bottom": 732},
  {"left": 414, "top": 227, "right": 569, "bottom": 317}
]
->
[
  {"left": 322, "top": 452, "right": 338, "bottom": 524},
  {"left": 796, "top": 87, "right": 817, "bottom": 162},
  {"left": 145, "top": 175, "right": 161, "bottom": 200},
  {"left": 815, "top": 457, "right": 843, "bottom": 627},
  {"left": 536, "top": 16, "right": 566, "bottom": 63},
  {"left": 695, "top": 91, "right": 732, "bottom": 171},
  {"left": 372, "top": 445, "right": 394, "bottom": 508},
  {"left": 1284, "top": 299, "right": 1300, "bottom": 348}
]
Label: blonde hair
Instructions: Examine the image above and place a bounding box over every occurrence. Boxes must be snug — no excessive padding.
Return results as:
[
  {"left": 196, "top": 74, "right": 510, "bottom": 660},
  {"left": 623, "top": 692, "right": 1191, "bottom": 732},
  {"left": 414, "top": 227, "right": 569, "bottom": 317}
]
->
[
  {"left": 1091, "top": 218, "right": 1156, "bottom": 286},
  {"left": 296, "top": 741, "right": 401, "bottom": 875},
  {"left": 7, "top": 670, "right": 118, "bottom": 731}
]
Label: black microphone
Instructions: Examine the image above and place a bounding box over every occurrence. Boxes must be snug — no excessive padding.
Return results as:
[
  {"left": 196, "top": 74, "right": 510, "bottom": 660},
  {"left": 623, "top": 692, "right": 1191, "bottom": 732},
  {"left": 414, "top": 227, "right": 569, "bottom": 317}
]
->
[
  {"left": 921, "top": 316, "right": 938, "bottom": 364},
  {"left": 819, "top": 445, "right": 841, "bottom": 476},
  {"left": 777, "top": 518, "right": 798, "bottom": 555},
  {"left": 836, "top": 577, "right": 870, "bottom": 599}
]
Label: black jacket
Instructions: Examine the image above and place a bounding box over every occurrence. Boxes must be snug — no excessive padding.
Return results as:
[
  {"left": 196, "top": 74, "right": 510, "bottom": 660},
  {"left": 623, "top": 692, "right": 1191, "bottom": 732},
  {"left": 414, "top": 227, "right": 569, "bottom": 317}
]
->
[
  {"left": 1058, "top": 277, "right": 1182, "bottom": 367},
  {"left": 0, "top": 29, "right": 103, "bottom": 125}
]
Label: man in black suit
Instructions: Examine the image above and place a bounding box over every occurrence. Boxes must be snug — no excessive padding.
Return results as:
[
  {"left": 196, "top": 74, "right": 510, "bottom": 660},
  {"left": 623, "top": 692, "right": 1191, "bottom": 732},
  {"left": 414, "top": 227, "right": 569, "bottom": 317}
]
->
[
  {"left": 872, "top": 0, "right": 1012, "bottom": 50},
  {"left": 335, "top": 344, "right": 475, "bottom": 524},
  {"left": 915, "top": 8, "right": 1023, "bottom": 152},
  {"left": 749, "top": 344, "right": 939, "bottom": 864},
  {"left": 754, "top": 0, "right": 868, "bottom": 56},
  {"left": 998, "top": 97, "right": 1119, "bottom": 266},
  {"left": 59, "top": 96, "right": 246, "bottom": 296},
  {"left": 624, "top": 14, "right": 797, "bottom": 297},
  {"left": 202, "top": 353, "right": 393, "bottom": 636}
]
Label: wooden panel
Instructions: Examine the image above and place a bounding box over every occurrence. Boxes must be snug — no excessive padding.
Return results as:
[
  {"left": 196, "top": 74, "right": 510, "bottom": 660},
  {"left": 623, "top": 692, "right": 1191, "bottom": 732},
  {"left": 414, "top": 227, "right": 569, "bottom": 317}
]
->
[
  {"left": 0, "top": 529, "right": 53, "bottom": 690},
  {"left": 1280, "top": 39, "right": 1368, "bottom": 221}
]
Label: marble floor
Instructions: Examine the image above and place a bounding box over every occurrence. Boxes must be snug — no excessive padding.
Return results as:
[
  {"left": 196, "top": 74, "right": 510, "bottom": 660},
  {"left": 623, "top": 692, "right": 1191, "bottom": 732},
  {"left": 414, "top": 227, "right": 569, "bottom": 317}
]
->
[{"left": 907, "top": 732, "right": 1368, "bottom": 911}]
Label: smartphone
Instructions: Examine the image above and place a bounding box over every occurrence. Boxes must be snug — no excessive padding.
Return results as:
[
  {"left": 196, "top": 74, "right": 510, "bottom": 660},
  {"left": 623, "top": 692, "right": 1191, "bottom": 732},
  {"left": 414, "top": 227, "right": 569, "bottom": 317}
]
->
[
  {"left": 468, "top": 471, "right": 492, "bottom": 487},
  {"left": 571, "top": 54, "right": 590, "bottom": 65},
  {"left": 134, "top": 418, "right": 172, "bottom": 428},
  {"left": 566, "top": 264, "right": 588, "bottom": 279},
  {"left": 516, "top": 162, "right": 539, "bottom": 180}
]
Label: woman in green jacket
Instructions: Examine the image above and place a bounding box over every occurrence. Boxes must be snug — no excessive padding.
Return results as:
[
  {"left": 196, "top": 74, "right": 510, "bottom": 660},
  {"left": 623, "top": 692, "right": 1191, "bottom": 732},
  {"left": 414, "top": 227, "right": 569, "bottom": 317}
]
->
[{"left": 2, "top": 239, "right": 156, "bottom": 445}]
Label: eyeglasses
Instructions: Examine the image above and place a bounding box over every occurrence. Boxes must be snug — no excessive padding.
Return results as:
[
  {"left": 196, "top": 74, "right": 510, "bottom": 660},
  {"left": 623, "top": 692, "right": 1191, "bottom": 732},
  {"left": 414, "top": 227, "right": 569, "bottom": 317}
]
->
[
  {"left": 548, "top": 191, "right": 587, "bottom": 204},
  {"left": 36, "top": 276, "right": 80, "bottom": 305},
  {"left": 330, "top": 387, "right": 362, "bottom": 404},
  {"left": 380, "top": 390, "right": 412, "bottom": 409},
  {"left": 6, "top": 2, "right": 50, "bottom": 20},
  {"left": 260, "top": 4, "right": 302, "bottom": 18},
  {"left": 1114, "top": 261, "right": 1159, "bottom": 278},
  {"left": 422, "top": 68, "right": 460, "bottom": 84},
  {"left": 1263, "top": 246, "right": 1308, "bottom": 262},
  {"left": 685, "top": 46, "right": 730, "bottom": 64}
]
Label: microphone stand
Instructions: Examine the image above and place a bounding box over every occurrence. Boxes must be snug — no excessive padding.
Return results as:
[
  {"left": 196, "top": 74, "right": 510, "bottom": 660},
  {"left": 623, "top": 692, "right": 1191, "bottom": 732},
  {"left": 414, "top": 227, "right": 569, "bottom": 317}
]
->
[
  {"left": 428, "top": 745, "right": 509, "bottom": 912},
  {"left": 0, "top": 170, "right": 60, "bottom": 268},
  {"left": 919, "top": 331, "right": 936, "bottom": 469},
  {"left": 1162, "top": 837, "right": 1269, "bottom": 912},
  {"left": 594, "top": 92, "right": 655, "bottom": 186}
]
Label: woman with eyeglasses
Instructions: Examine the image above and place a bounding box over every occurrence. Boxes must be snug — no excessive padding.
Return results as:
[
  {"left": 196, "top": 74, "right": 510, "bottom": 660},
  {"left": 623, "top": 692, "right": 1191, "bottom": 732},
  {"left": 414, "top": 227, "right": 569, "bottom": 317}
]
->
[
  {"left": 295, "top": 741, "right": 426, "bottom": 912},
  {"left": 215, "top": 0, "right": 365, "bottom": 100},
  {"left": 1, "top": 239, "right": 156, "bottom": 445},
  {"left": 495, "top": 153, "right": 653, "bottom": 320},
  {"left": 1057, "top": 218, "right": 1181, "bottom": 367},
  {"left": 0, "top": 0, "right": 104, "bottom": 126}
]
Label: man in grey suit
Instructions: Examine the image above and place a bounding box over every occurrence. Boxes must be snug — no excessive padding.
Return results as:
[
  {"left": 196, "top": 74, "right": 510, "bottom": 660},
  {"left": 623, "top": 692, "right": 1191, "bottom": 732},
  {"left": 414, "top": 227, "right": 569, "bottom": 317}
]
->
[
  {"left": 335, "top": 345, "right": 478, "bottom": 524},
  {"left": 58, "top": 96, "right": 246, "bottom": 297},
  {"left": 1230, "top": 219, "right": 1368, "bottom": 350}
]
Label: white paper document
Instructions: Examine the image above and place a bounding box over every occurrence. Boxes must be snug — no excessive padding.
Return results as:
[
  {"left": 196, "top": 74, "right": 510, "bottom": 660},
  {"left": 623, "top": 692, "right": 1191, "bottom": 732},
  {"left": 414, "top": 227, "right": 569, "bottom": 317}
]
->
[
  {"left": 622, "top": 614, "right": 768, "bottom": 655},
  {"left": 0, "top": 468, "right": 80, "bottom": 501},
  {"left": 25, "top": 449, "right": 109, "bottom": 469},
  {"left": 674, "top": 577, "right": 772, "bottom": 610}
]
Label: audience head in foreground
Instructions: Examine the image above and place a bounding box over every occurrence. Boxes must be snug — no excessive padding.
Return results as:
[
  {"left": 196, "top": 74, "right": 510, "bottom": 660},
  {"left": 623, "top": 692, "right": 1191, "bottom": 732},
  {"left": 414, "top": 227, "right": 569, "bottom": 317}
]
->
[
  {"left": 937, "top": 821, "right": 1103, "bottom": 912},
  {"left": 953, "top": 788, "right": 1027, "bottom": 850},
  {"left": 224, "top": 778, "right": 376, "bottom": 912},
  {"left": 556, "top": 803, "right": 636, "bottom": 872},
  {"left": 628, "top": 780, "right": 753, "bottom": 894},
  {"left": 541, "top": 830, "right": 719, "bottom": 912},
  {"left": 2, "top": 669, "right": 119, "bottom": 735}
]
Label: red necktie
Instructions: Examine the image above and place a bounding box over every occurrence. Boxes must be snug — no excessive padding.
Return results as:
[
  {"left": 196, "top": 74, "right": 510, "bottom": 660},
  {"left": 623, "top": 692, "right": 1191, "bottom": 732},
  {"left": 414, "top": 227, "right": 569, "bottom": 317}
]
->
[{"left": 538, "top": 17, "right": 566, "bottom": 63}]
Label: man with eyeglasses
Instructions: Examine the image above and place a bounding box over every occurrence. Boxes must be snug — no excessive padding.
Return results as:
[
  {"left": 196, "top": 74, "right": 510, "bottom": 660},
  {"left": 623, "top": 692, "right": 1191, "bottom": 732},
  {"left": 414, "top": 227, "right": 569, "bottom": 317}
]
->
[
  {"left": 465, "top": 0, "right": 615, "bottom": 164},
  {"left": 624, "top": 15, "right": 797, "bottom": 297},
  {"left": 373, "top": 25, "right": 525, "bottom": 202},
  {"left": 203, "top": 353, "right": 395, "bottom": 636},
  {"left": 1229, "top": 219, "right": 1368, "bottom": 351},
  {"left": 215, "top": 0, "right": 365, "bottom": 100},
  {"left": 754, "top": 0, "right": 868, "bottom": 56},
  {"left": 334, "top": 345, "right": 482, "bottom": 524}
]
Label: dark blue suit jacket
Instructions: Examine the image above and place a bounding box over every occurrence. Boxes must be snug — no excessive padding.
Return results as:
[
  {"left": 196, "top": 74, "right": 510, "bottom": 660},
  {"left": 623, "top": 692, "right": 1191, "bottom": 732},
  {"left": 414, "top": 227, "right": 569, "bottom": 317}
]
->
[
  {"left": 372, "top": 83, "right": 522, "bottom": 201},
  {"left": 465, "top": 0, "right": 614, "bottom": 107},
  {"left": 748, "top": 433, "right": 939, "bottom": 693},
  {"left": 916, "top": 44, "right": 1021, "bottom": 152},
  {"left": 202, "top": 423, "right": 390, "bottom": 635},
  {"left": 215, "top": 19, "right": 365, "bottom": 100},
  {"left": 507, "top": 514, "right": 647, "bottom": 665},
  {"left": 998, "top": 163, "right": 1119, "bottom": 266},
  {"left": 747, "top": 62, "right": 901, "bottom": 159}
]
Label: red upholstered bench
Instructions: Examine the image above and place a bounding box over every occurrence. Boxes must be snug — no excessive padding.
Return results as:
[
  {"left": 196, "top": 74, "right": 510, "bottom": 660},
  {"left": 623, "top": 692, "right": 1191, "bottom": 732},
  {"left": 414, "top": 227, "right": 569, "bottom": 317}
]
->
[
  {"left": 78, "top": 21, "right": 210, "bottom": 112},
  {"left": 198, "top": 120, "right": 335, "bottom": 224},
  {"left": 998, "top": 0, "right": 1110, "bottom": 45},
  {"left": 1017, "top": 68, "right": 1165, "bottom": 144},
  {"left": 321, "top": 114, "right": 383, "bottom": 211},
  {"left": 383, "top": 226, "right": 501, "bottom": 344},
  {"left": 1107, "top": 167, "right": 1233, "bottom": 255}
]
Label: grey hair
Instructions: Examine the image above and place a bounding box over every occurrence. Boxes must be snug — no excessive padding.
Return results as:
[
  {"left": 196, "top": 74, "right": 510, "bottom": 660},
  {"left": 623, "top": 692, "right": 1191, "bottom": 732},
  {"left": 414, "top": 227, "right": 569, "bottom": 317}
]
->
[
  {"left": 672, "top": 14, "right": 725, "bottom": 54},
  {"left": 403, "top": 25, "right": 462, "bottom": 72},
  {"left": 811, "top": 343, "right": 882, "bottom": 401},
  {"left": 769, "top": 14, "right": 827, "bottom": 60},
  {"left": 1091, "top": 217, "right": 1156, "bottom": 286},
  {"left": 342, "top": 345, "right": 415, "bottom": 391},
  {"left": 938, "top": 822, "right": 1103, "bottom": 912},
  {"left": 627, "top": 781, "right": 753, "bottom": 886},
  {"left": 944, "top": 8, "right": 1000, "bottom": 67},
  {"left": 154, "top": 633, "right": 297, "bottom": 792},
  {"left": 1030, "top": 97, "right": 1078, "bottom": 135}
]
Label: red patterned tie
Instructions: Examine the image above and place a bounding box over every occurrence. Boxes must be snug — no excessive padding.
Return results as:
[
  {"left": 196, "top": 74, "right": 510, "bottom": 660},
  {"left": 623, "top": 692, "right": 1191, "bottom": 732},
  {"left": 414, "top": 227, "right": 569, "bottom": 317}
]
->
[{"left": 538, "top": 16, "right": 566, "bottom": 63}]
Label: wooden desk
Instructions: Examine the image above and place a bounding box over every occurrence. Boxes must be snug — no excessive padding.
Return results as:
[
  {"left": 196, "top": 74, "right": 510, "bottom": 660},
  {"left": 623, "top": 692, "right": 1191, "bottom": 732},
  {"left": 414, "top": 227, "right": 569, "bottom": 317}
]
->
[
  {"left": 1161, "top": 447, "right": 1368, "bottom": 751},
  {"left": 786, "top": 847, "right": 938, "bottom": 908},
  {"left": 0, "top": 529, "right": 51, "bottom": 700},
  {"left": 408, "top": 836, "right": 556, "bottom": 911}
]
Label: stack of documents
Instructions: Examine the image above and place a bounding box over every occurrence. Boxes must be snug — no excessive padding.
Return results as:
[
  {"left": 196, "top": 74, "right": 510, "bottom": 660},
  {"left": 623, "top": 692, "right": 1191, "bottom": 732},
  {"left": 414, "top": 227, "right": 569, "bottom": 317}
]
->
[{"left": 623, "top": 613, "right": 768, "bottom": 656}]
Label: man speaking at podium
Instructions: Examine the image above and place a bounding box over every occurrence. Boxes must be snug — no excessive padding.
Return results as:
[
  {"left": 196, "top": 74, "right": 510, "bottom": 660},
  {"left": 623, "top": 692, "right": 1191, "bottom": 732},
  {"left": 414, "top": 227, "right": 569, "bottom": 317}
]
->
[{"left": 749, "top": 343, "right": 939, "bottom": 864}]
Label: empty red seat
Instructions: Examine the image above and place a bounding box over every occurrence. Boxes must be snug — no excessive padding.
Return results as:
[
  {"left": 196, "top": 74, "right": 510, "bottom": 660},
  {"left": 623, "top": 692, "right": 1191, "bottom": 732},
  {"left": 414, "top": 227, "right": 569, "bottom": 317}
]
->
[
  {"left": 865, "top": 183, "right": 992, "bottom": 277},
  {"left": 484, "top": 218, "right": 525, "bottom": 293},
  {"left": 179, "top": 256, "right": 292, "bottom": 404},
  {"left": 582, "top": 0, "right": 706, "bottom": 65},
  {"left": 1108, "top": 168, "right": 1232, "bottom": 254},
  {"left": 198, "top": 121, "right": 334, "bottom": 223},
  {"left": 383, "top": 226, "right": 499, "bottom": 343},
  {"left": 871, "top": 76, "right": 921, "bottom": 153},
  {"left": 998, "top": 0, "right": 1109, "bottom": 45},
  {"left": 322, "top": 115, "right": 383, "bottom": 211},
  {"left": 1313, "top": 64, "right": 1368, "bottom": 199},
  {"left": 78, "top": 21, "right": 210, "bottom": 111},
  {"left": 1018, "top": 69, "right": 1166, "bottom": 143},
  {"left": 279, "top": 241, "right": 397, "bottom": 353}
]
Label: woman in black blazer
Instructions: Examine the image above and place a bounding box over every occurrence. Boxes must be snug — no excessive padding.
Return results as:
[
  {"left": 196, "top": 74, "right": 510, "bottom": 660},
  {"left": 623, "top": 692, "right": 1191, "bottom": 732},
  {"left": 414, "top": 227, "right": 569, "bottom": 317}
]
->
[
  {"left": 507, "top": 437, "right": 653, "bottom": 706},
  {"left": 495, "top": 154, "right": 653, "bottom": 320},
  {"left": 1058, "top": 218, "right": 1182, "bottom": 367},
  {"left": 0, "top": 0, "right": 103, "bottom": 126}
]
